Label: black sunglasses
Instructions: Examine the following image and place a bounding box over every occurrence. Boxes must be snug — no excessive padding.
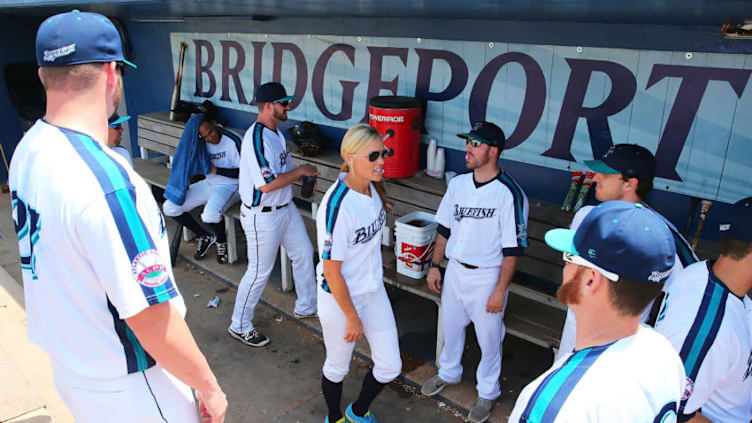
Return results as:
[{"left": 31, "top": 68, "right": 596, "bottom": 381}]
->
[
  {"left": 116, "top": 62, "right": 126, "bottom": 76},
  {"left": 276, "top": 100, "right": 290, "bottom": 107},
  {"left": 109, "top": 123, "right": 122, "bottom": 130},
  {"left": 354, "top": 148, "right": 394, "bottom": 162}
]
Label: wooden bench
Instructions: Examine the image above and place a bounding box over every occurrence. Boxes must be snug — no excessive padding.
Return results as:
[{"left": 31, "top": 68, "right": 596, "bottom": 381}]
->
[{"left": 133, "top": 111, "right": 567, "bottom": 362}]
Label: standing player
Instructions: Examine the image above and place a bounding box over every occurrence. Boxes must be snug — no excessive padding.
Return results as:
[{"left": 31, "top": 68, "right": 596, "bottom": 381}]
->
[
  {"left": 556, "top": 144, "right": 698, "bottom": 360},
  {"left": 655, "top": 197, "right": 752, "bottom": 423},
  {"left": 316, "top": 124, "right": 402, "bottom": 423},
  {"left": 230, "top": 82, "right": 318, "bottom": 347},
  {"left": 162, "top": 114, "right": 242, "bottom": 263},
  {"left": 420, "top": 122, "right": 528, "bottom": 423},
  {"left": 509, "top": 201, "right": 685, "bottom": 422},
  {"left": 107, "top": 113, "right": 132, "bottom": 166},
  {"left": 9, "top": 10, "right": 226, "bottom": 422}
]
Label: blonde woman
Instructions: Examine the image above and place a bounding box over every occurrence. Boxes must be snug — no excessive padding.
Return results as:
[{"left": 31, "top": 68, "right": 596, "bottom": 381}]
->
[{"left": 316, "top": 124, "right": 402, "bottom": 423}]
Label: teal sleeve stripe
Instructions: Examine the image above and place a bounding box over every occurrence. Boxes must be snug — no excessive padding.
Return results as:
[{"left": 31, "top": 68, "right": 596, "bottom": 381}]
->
[
  {"left": 124, "top": 324, "right": 149, "bottom": 371},
  {"left": 682, "top": 283, "right": 724, "bottom": 376},
  {"left": 527, "top": 350, "right": 588, "bottom": 420}
]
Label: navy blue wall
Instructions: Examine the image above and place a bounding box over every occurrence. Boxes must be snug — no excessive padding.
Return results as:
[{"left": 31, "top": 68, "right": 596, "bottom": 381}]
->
[
  {"left": 0, "top": 14, "right": 44, "bottom": 183},
  {"left": 17, "top": 16, "right": 731, "bottom": 241}
]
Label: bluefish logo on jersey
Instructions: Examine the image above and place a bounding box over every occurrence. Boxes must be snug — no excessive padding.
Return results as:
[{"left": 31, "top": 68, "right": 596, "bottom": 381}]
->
[
  {"left": 209, "top": 151, "right": 226, "bottom": 160},
  {"left": 453, "top": 205, "right": 496, "bottom": 222},
  {"left": 131, "top": 249, "right": 169, "bottom": 288},
  {"left": 353, "top": 209, "right": 386, "bottom": 245},
  {"left": 280, "top": 151, "right": 289, "bottom": 167},
  {"left": 744, "top": 350, "right": 752, "bottom": 381}
]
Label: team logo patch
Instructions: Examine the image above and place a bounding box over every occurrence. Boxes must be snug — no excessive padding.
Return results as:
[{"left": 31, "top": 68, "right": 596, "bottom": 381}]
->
[
  {"left": 131, "top": 249, "right": 169, "bottom": 288},
  {"left": 649, "top": 269, "right": 672, "bottom": 283},
  {"left": 43, "top": 43, "right": 76, "bottom": 62},
  {"left": 681, "top": 376, "right": 694, "bottom": 401},
  {"left": 323, "top": 233, "right": 333, "bottom": 253},
  {"left": 261, "top": 166, "right": 274, "bottom": 180},
  {"left": 587, "top": 249, "right": 597, "bottom": 259}
]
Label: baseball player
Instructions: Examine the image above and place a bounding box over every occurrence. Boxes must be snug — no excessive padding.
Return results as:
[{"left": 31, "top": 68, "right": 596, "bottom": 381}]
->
[
  {"left": 654, "top": 197, "right": 752, "bottom": 423},
  {"left": 107, "top": 113, "right": 132, "bottom": 166},
  {"left": 9, "top": 11, "right": 226, "bottom": 422},
  {"left": 316, "top": 124, "right": 401, "bottom": 423},
  {"left": 556, "top": 144, "right": 698, "bottom": 360},
  {"left": 229, "top": 82, "right": 318, "bottom": 347},
  {"left": 421, "top": 122, "right": 528, "bottom": 423},
  {"left": 509, "top": 201, "right": 686, "bottom": 422},
  {"left": 162, "top": 114, "right": 242, "bottom": 264}
]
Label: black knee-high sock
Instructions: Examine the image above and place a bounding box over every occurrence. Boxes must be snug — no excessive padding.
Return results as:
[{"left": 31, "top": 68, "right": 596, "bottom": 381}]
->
[
  {"left": 171, "top": 213, "right": 209, "bottom": 238},
  {"left": 352, "top": 369, "right": 387, "bottom": 417},
  {"left": 322, "top": 375, "right": 343, "bottom": 422},
  {"left": 208, "top": 221, "right": 226, "bottom": 243}
]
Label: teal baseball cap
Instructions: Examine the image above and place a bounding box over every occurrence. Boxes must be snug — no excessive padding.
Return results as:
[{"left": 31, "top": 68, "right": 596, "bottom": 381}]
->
[{"left": 545, "top": 201, "right": 675, "bottom": 284}]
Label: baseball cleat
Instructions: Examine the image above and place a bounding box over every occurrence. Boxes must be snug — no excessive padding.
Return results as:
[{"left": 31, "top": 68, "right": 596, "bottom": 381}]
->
[
  {"left": 420, "top": 375, "right": 456, "bottom": 396},
  {"left": 324, "top": 417, "right": 345, "bottom": 423},
  {"left": 194, "top": 234, "right": 216, "bottom": 259},
  {"left": 467, "top": 397, "right": 495, "bottom": 423},
  {"left": 216, "top": 241, "right": 228, "bottom": 263},
  {"left": 345, "top": 403, "right": 377, "bottom": 423},
  {"left": 227, "top": 328, "right": 269, "bottom": 347}
]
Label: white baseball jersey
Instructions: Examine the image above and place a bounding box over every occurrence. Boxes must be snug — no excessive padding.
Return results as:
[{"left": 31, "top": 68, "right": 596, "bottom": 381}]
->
[
  {"left": 205, "top": 127, "right": 242, "bottom": 185},
  {"left": 509, "top": 326, "right": 685, "bottom": 423},
  {"left": 239, "top": 122, "right": 292, "bottom": 207},
  {"left": 316, "top": 174, "right": 386, "bottom": 297},
  {"left": 110, "top": 145, "right": 133, "bottom": 167},
  {"left": 435, "top": 171, "right": 529, "bottom": 268},
  {"left": 9, "top": 120, "right": 185, "bottom": 379},
  {"left": 654, "top": 261, "right": 752, "bottom": 423}
]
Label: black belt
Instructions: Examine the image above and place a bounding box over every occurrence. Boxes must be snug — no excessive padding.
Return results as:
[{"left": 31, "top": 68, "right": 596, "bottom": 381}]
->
[
  {"left": 243, "top": 202, "right": 288, "bottom": 212},
  {"left": 458, "top": 261, "right": 478, "bottom": 270}
]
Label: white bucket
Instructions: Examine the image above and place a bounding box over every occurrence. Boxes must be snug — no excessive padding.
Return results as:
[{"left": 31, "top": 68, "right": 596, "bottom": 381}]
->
[{"left": 394, "top": 211, "right": 438, "bottom": 279}]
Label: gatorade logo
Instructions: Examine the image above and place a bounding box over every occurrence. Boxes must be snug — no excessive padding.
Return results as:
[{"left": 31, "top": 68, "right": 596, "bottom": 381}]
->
[{"left": 369, "top": 114, "right": 404, "bottom": 123}]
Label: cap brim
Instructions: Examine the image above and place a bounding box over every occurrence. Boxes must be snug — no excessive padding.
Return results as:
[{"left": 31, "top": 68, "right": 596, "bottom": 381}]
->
[
  {"left": 544, "top": 228, "right": 578, "bottom": 255},
  {"left": 110, "top": 115, "right": 131, "bottom": 125},
  {"left": 457, "top": 132, "right": 494, "bottom": 146},
  {"left": 273, "top": 96, "right": 295, "bottom": 103},
  {"left": 584, "top": 160, "right": 619, "bottom": 174},
  {"left": 123, "top": 59, "right": 137, "bottom": 69}
]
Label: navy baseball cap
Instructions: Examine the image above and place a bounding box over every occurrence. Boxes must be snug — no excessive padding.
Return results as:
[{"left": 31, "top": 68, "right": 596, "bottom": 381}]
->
[
  {"left": 545, "top": 201, "right": 675, "bottom": 284},
  {"left": 253, "top": 82, "right": 295, "bottom": 104},
  {"left": 719, "top": 197, "right": 752, "bottom": 241},
  {"left": 584, "top": 144, "right": 656, "bottom": 181},
  {"left": 36, "top": 10, "right": 136, "bottom": 68},
  {"left": 457, "top": 121, "right": 505, "bottom": 148}
]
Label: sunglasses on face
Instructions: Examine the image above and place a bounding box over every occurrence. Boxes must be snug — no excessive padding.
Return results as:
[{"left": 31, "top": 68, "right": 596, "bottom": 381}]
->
[
  {"left": 354, "top": 148, "right": 394, "bottom": 162},
  {"left": 465, "top": 138, "right": 486, "bottom": 148},
  {"left": 109, "top": 123, "right": 122, "bottom": 130},
  {"left": 276, "top": 100, "right": 290, "bottom": 107}
]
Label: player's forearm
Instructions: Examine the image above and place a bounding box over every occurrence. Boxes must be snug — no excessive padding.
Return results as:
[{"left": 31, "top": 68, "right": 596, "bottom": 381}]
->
[
  {"left": 494, "top": 255, "right": 519, "bottom": 292},
  {"left": 126, "top": 301, "right": 220, "bottom": 393},
  {"left": 258, "top": 168, "right": 300, "bottom": 193},
  {"left": 323, "top": 262, "right": 358, "bottom": 319},
  {"left": 431, "top": 233, "right": 448, "bottom": 264}
]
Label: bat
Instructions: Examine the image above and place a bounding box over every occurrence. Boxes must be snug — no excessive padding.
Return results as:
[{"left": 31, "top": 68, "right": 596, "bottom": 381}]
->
[
  {"left": 169, "top": 42, "right": 188, "bottom": 121},
  {"left": 572, "top": 171, "right": 595, "bottom": 213},
  {"left": 691, "top": 200, "right": 712, "bottom": 252},
  {"left": 684, "top": 196, "right": 701, "bottom": 238},
  {"left": 561, "top": 171, "right": 583, "bottom": 212}
]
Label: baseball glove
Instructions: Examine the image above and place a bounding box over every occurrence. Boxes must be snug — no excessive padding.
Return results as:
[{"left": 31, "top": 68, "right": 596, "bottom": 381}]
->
[
  {"left": 296, "top": 138, "right": 321, "bottom": 157},
  {"left": 288, "top": 121, "right": 322, "bottom": 157}
]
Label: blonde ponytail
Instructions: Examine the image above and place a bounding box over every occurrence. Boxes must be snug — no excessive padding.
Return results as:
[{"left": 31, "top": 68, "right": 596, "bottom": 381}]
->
[{"left": 340, "top": 124, "right": 393, "bottom": 213}]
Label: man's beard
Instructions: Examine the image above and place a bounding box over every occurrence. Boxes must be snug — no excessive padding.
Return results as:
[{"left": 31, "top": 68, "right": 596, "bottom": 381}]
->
[
  {"left": 274, "top": 107, "right": 287, "bottom": 122},
  {"left": 466, "top": 150, "right": 490, "bottom": 169},
  {"left": 557, "top": 267, "right": 585, "bottom": 306}
]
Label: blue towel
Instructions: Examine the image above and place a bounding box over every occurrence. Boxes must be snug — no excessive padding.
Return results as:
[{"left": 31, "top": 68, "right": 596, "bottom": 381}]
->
[{"left": 164, "top": 113, "right": 212, "bottom": 205}]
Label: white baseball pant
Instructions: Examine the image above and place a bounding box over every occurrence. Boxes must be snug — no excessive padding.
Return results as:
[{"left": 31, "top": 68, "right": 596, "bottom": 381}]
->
[
  {"left": 162, "top": 180, "right": 240, "bottom": 224},
  {"left": 230, "top": 204, "right": 317, "bottom": 333},
  {"left": 318, "top": 283, "right": 402, "bottom": 383},
  {"left": 438, "top": 260, "right": 506, "bottom": 400},
  {"left": 52, "top": 362, "right": 198, "bottom": 423}
]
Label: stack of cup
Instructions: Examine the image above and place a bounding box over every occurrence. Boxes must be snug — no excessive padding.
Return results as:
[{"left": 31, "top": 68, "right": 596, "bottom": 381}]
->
[{"left": 425, "top": 139, "right": 445, "bottom": 178}]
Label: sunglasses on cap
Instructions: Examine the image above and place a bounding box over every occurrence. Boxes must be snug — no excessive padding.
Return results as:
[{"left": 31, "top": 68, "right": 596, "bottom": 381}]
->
[
  {"left": 109, "top": 123, "right": 123, "bottom": 130},
  {"left": 353, "top": 148, "right": 394, "bottom": 162},
  {"left": 561, "top": 252, "right": 619, "bottom": 281}
]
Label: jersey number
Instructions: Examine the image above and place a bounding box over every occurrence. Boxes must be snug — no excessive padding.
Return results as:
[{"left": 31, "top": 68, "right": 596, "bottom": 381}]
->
[{"left": 11, "top": 191, "right": 41, "bottom": 280}]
